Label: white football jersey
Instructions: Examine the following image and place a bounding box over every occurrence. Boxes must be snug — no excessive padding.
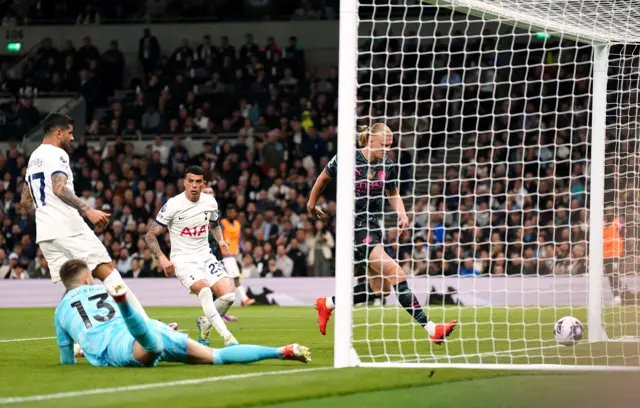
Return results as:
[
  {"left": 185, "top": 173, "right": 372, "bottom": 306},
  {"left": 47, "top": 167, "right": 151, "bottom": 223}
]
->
[
  {"left": 26, "top": 144, "right": 87, "bottom": 243},
  {"left": 155, "top": 192, "right": 219, "bottom": 262}
]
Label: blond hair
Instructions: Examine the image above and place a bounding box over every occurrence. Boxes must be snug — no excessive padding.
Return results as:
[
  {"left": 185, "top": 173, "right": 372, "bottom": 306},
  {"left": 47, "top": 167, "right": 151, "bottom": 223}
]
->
[{"left": 358, "top": 123, "right": 391, "bottom": 147}]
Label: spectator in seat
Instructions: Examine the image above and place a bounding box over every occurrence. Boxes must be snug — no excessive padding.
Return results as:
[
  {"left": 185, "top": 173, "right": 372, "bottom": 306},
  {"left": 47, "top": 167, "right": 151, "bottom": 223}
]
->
[
  {"left": 275, "top": 244, "right": 294, "bottom": 277},
  {"left": 172, "top": 38, "right": 194, "bottom": 70},
  {"left": 263, "top": 37, "right": 282, "bottom": 63},
  {"left": 102, "top": 40, "right": 125, "bottom": 96},
  {"left": 239, "top": 33, "right": 260, "bottom": 66},
  {"left": 307, "top": 220, "right": 334, "bottom": 277},
  {"left": 28, "top": 252, "right": 49, "bottom": 279},
  {"left": 0, "top": 249, "right": 8, "bottom": 279},
  {"left": 79, "top": 36, "right": 100, "bottom": 64},
  {"left": 117, "top": 247, "right": 133, "bottom": 276},
  {"left": 197, "top": 35, "right": 215, "bottom": 62},
  {"left": 287, "top": 238, "right": 307, "bottom": 277},
  {"left": 285, "top": 36, "right": 305, "bottom": 74},
  {"left": 263, "top": 130, "right": 285, "bottom": 169},
  {"left": 5, "top": 252, "right": 27, "bottom": 279},
  {"left": 151, "top": 135, "right": 169, "bottom": 164},
  {"left": 16, "top": 98, "right": 40, "bottom": 129},
  {"left": 139, "top": 28, "right": 160, "bottom": 78},
  {"left": 218, "top": 36, "right": 235, "bottom": 60},
  {"left": 262, "top": 256, "right": 283, "bottom": 278}
]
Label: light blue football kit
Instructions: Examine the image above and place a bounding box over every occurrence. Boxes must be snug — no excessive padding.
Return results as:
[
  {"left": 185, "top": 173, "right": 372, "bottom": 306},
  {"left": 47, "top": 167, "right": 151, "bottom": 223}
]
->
[{"left": 54, "top": 285, "right": 189, "bottom": 367}]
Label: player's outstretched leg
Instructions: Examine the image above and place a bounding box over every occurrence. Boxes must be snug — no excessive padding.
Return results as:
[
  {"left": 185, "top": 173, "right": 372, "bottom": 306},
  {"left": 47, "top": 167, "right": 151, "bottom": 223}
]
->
[
  {"left": 213, "top": 344, "right": 311, "bottom": 365},
  {"left": 235, "top": 277, "right": 255, "bottom": 306},
  {"left": 316, "top": 281, "right": 383, "bottom": 335},
  {"left": 182, "top": 338, "right": 310, "bottom": 365},
  {"left": 369, "top": 246, "right": 457, "bottom": 344},
  {"left": 106, "top": 282, "right": 163, "bottom": 355},
  {"left": 194, "top": 283, "right": 237, "bottom": 347}
]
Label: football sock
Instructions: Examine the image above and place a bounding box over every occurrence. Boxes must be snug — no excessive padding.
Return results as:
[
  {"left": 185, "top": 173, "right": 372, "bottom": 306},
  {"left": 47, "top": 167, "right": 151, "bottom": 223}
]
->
[
  {"left": 198, "top": 287, "right": 231, "bottom": 340},
  {"left": 214, "top": 293, "right": 235, "bottom": 316},
  {"left": 393, "top": 281, "right": 431, "bottom": 330},
  {"left": 212, "top": 344, "right": 280, "bottom": 365},
  {"left": 328, "top": 282, "right": 380, "bottom": 310},
  {"left": 103, "top": 270, "right": 149, "bottom": 320},
  {"left": 236, "top": 284, "right": 249, "bottom": 302},
  {"left": 113, "top": 297, "right": 162, "bottom": 354}
]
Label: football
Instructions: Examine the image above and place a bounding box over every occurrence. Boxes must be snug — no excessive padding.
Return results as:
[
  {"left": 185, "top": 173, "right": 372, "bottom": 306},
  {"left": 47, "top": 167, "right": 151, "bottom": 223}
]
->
[{"left": 554, "top": 316, "right": 584, "bottom": 346}]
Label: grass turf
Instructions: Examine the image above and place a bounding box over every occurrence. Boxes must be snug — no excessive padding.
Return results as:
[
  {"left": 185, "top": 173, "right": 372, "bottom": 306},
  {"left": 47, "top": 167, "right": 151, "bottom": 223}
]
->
[{"left": 0, "top": 306, "right": 639, "bottom": 407}]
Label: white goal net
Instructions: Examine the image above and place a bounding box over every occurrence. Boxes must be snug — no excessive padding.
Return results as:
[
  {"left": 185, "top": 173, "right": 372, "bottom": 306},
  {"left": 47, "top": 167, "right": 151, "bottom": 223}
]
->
[{"left": 334, "top": 0, "right": 640, "bottom": 370}]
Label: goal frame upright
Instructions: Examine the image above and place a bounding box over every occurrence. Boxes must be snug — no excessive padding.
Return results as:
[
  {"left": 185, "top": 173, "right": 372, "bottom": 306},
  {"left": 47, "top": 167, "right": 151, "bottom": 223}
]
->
[{"left": 334, "top": 0, "right": 638, "bottom": 370}]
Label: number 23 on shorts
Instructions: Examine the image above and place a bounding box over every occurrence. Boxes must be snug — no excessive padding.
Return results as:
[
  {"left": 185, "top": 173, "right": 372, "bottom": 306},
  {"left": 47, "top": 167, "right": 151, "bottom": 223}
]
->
[{"left": 208, "top": 262, "right": 222, "bottom": 277}]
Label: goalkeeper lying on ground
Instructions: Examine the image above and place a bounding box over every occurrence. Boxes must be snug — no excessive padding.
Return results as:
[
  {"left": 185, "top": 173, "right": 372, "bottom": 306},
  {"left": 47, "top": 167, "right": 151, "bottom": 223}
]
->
[{"left": 54, "top": 259, "right": 311, "bottom": 367}]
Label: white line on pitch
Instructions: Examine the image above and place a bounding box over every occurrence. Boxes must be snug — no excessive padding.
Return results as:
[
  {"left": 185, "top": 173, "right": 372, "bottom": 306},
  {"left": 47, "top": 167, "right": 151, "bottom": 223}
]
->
[
  {"left": 0, "top": 367, "right": 332, "bottom": 405},
  {"left": 0, "top": 336, "right": 55, "bottom": 343}
]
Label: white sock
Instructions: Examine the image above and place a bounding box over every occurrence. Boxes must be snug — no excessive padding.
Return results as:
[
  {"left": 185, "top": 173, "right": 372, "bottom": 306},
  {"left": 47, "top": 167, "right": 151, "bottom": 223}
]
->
[
  {"left": 236, "top": 284, "right": 249, "bottom": 302},
  {"left": 103, "top": 270, "right": 149, "bottom": 320},
  {"left": 425, "top": 321, "right": 436, "bottom": 336},
  {"left": 198, "top": 287, "right": 231, "bottom": 340},
  {"left": 214, "top": 292, "right": 235, "bottom": 316},
  {"left": 325, "top": 296, "right": 335, "bottom": 310}
]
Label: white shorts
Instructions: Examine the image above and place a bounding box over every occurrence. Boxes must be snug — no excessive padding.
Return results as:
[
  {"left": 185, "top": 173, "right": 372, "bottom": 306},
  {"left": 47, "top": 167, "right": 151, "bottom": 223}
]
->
[
  {"left": 174, "top": 255, "right": 228, "bottom": 290},
  {"left": 39, "top": 226, "right": 112, "bottom": 284},
  {"left": 222, "top": 256, "right": 241, "bottom": 278}
]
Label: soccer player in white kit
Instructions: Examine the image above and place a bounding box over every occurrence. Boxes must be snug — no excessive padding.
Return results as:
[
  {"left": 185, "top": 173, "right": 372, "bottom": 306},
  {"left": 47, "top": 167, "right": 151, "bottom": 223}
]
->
[
  {"left": 20, "top": 113, "right": 150, "bottom": 320},
  {"left": 145, "top": 165, "right": 238, "bottom": 347}
]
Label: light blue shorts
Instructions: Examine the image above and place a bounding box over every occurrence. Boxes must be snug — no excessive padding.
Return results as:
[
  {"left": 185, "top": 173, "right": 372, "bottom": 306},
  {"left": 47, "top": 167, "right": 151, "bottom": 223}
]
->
[{"left": 103, "top": 320, "right": 189, "bottom": 367}]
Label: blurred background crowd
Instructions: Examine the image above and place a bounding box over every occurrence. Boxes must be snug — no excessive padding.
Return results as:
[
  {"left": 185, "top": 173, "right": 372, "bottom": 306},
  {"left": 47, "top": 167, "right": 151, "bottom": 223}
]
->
[{"left": 0, "top": 1, "right": 617, "bottom": 281}]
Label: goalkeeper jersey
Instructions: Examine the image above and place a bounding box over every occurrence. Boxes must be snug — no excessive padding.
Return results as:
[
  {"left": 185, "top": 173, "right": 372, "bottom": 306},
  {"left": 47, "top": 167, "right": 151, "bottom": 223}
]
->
[{"left": 54, "top": 285, "right": 124, "bottom": 366}]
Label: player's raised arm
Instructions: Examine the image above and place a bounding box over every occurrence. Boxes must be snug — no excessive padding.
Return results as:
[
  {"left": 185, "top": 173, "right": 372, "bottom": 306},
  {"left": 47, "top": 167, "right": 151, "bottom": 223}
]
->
[
  {"left": 145, "top": 221, "right": 175, "bottom": 276},
  {"left": 54, "top": 316, "right": 75, "bottom": 365},
  {"left": 307, "top": 155, "right": 335, "bottom": 219},
  {"left": 51, "top": 172, "right": 110, "bottom": 228},
  {"left": 20, "top": 183, "right": 35, "bottom": 215}
]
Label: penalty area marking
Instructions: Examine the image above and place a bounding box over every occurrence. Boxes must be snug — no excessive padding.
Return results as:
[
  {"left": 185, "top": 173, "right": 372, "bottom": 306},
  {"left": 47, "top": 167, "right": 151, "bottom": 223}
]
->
[
  {"left": 0, "top": 367, "right": 333, "bottom": 405},
  {"left": 0, "top": 336, "right": 55, "bottom": 343}
]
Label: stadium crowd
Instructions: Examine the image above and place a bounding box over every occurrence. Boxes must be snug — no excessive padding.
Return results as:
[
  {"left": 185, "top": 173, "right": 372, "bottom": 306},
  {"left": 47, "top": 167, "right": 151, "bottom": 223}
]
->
[
  {"left": 0, "top": 20, "right": 595, "bottom": 280},
  {"left": 0, "top": 0, "right": 338, "bottom": 25}
]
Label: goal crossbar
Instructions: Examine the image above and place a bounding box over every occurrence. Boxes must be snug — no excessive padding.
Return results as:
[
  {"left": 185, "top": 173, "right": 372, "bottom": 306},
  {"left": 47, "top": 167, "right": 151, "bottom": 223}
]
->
[{"left": 428, "top": 0, "right": 640, "bottom": 44}]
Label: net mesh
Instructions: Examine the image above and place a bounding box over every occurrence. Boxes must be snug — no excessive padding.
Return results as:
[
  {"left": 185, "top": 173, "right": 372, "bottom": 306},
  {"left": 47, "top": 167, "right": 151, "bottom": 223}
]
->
[{"left": 350, "top": 0, "right": 640, "bottom": 367}]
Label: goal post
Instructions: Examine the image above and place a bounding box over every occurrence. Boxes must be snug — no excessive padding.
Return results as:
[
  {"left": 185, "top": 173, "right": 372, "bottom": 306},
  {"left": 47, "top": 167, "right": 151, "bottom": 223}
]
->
[
  {"left": 335, "top": 0, "right": 640, "bottom": 370},
  {"left": 587, "top": 43, "right": 608, "bottom": 343}
]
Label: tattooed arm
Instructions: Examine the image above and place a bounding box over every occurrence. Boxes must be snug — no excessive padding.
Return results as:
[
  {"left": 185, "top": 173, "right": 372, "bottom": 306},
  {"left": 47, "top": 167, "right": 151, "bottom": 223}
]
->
[
  {"left": 51, "top": 172, "right": 110, "bottom": 227},
  {"left": 20, "top": 183, "right": 35, "bottom": 214},
  {"left": 210, "top": 219, "right": 223, "bottom": 242},
  {"left": 145, "top": 221, "right": 174, "bottom": 276},
  {"left": 145, "top": 221, "right": 168, "bottom": 260},
  {"left": 210, "top": 219, "right": 229, "bottom": 254},
  {"left": 51, "top": 173, "right": 89, "bottom": 214}
]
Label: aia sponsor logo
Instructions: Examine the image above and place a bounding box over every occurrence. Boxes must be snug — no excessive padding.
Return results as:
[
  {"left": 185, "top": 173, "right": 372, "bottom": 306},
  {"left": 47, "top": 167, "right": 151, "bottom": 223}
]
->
[{"left": 180, "top": 224, "right": 210, "bottom": 237}]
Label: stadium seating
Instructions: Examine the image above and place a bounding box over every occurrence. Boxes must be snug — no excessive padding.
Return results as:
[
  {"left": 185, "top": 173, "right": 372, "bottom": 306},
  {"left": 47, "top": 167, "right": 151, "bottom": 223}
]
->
[{"left": 0, "top": 2, "right": 587, "bottom": 281}]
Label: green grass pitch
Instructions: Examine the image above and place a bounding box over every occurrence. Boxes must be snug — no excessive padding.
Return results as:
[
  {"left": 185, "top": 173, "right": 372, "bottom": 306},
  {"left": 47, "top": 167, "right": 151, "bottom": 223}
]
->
[{"left": 1, "top": 306, "right": 640, "bottom": 407}]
